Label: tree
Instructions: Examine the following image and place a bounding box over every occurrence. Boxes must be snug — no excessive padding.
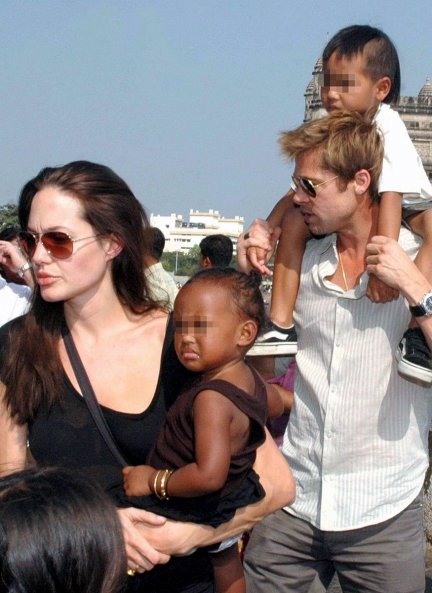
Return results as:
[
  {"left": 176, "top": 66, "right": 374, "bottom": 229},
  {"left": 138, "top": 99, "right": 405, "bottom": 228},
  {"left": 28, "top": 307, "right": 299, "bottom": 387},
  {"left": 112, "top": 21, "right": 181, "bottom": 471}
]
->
[
  {"left": 161, "top": 245, "right": 202, "bottom": 277},
  {"left": 0, "top": 204, "right": 19, "bottom": 231}
]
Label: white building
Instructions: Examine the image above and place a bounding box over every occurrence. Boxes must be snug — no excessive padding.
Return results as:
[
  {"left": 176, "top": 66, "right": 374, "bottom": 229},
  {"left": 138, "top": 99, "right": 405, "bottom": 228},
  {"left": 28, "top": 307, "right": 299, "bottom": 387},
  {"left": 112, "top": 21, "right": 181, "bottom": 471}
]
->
[{"left": 150, "top": 209, "right": 244, "bottom": 254}]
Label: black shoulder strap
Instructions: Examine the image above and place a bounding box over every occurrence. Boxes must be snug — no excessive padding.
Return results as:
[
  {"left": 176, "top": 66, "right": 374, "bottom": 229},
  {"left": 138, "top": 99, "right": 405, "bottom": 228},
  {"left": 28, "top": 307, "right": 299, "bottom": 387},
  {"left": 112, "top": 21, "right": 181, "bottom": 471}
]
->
[{"left": 61, "top": 326, "right": 128, "bottom": 467}]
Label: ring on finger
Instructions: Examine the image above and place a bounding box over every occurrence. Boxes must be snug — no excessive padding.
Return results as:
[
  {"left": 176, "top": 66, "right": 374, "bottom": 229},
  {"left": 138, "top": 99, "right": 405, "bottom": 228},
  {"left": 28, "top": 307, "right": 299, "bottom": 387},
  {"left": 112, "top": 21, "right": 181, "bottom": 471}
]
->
[{"left": 126, "top": 564, "right": 141, "bottom": 577}]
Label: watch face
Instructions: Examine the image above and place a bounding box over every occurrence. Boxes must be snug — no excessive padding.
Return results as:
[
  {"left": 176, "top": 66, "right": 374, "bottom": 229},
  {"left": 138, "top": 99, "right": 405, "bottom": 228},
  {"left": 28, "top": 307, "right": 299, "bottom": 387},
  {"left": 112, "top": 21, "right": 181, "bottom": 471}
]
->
[{"left": 424, "top": 295, "right": 432, "bottom": 314}]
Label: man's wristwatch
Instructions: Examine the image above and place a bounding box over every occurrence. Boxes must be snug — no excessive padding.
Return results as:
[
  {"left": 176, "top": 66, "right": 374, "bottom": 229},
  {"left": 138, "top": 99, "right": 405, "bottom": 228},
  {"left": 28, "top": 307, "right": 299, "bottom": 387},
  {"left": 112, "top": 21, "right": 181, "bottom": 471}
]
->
[
  {"left": 17, "top": 261, "right": 32, "bottom": 278},
  {"left": 409, "top": 289, "right": 432, "bottom": 317}
]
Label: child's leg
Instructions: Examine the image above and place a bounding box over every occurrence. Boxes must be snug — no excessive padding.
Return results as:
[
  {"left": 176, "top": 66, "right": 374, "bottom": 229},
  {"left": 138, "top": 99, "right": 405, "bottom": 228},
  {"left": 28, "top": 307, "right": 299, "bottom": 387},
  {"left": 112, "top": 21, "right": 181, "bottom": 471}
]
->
[
  {"left": 407, "top": 209, "right": 432, "bottom": 284},
  {"left": 396, "top": 209, "right": 432, "bottom": 384},
  {"left": 211, "top": 544, "right": 245, "bottom": 593},
  {"left": 270, "top": 206, "right": 309, "bottom": 327}
]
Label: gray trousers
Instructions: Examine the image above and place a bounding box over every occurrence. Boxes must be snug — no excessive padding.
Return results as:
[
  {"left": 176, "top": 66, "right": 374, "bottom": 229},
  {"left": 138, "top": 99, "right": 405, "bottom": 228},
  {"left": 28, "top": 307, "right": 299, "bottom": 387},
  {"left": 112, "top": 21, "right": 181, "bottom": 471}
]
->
[{"left": 244, "top": 493, "right": 425, "bottom": 593}]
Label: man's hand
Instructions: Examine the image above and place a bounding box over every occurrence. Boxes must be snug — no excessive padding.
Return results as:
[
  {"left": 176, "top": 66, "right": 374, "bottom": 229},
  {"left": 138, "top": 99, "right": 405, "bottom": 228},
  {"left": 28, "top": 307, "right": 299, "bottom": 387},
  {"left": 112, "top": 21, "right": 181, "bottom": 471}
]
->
[
  {"left": 366, "top": 236, "right": 428, "bottom": 301},
  {"left": 237, "top": 218, "right": 281, "bottom": 274}
]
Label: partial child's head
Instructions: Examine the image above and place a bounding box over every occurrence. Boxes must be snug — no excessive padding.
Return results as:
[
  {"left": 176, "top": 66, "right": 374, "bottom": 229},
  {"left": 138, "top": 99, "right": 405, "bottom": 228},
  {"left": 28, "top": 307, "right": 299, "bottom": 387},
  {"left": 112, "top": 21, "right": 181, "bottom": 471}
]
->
[
  {"left": 0, "top": 467, "right": 126, "bottom": 593},
  {"left": 199, "top": 234, "right": 233, "bottom": 268},
  {"left": 173, "top": 268, "right": 264, "bottom": 372},
  {"left": 320, "top": 25, "right": 400, "bottom": 114}
]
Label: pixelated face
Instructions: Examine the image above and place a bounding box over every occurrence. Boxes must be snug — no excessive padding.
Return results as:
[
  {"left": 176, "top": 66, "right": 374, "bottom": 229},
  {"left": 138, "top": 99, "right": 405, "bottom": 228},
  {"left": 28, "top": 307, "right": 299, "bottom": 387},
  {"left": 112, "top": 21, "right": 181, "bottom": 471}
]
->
[
  {"left": 320, "top": 52, "right": 388, "bottom": 115},
  {"left": 174, "top": 316, "right": 214, "bottom": 335},
  {"left": 173, "top": 281, "right": 244, "bottom": 375}
]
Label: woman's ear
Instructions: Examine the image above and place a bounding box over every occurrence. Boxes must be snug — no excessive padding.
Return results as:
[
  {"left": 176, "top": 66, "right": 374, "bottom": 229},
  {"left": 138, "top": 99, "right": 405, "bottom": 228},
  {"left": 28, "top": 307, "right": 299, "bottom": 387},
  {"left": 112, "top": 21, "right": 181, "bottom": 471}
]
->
[
  {"left": 103, "top": 234, "right": 124, "bottom": 261},
  {"left": 238, "top": 319, "right": 259, "bottom": 347}
]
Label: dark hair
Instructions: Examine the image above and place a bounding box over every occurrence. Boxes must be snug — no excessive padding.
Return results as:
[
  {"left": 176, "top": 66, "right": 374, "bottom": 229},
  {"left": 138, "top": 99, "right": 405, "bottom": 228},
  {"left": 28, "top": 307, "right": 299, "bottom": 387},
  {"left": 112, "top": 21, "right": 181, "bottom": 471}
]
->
[
  {"left": 4, "top": 160, "right": 160, "bottom": 423},
  {"left": 322, "top": 25, "right": 401, "bottom": 104},
  {"left": 185, "top": 267, "right": 265, "bottom": 332},
  {"left": 0, "top": 226, "right": 21, "bottom": 242},
  {"left": 0, "top": 467, "right": 126, "bottom": 593},
  {"left": 199, "top": 235, "right": 233, "bottom": 267},
  {"left": 150, "top": 227, "right": 166, "bottom": 260}
]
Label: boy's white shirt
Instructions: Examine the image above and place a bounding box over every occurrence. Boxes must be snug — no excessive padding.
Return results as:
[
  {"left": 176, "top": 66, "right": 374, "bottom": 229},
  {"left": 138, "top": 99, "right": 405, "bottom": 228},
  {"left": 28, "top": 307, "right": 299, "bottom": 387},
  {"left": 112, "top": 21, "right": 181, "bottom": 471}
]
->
[{"left": 374, "top": 103, "right": 432, "bottom": 205}]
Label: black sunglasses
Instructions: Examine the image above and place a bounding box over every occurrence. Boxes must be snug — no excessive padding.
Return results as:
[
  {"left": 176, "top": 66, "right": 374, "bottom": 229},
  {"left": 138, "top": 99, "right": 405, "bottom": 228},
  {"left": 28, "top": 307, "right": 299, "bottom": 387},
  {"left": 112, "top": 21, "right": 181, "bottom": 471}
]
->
[
  {"left": 19, "top": 231, "right": 101, "bottom": 260},
  {"left": 291, "top": 175, "right": 338, "bottom": 198}
]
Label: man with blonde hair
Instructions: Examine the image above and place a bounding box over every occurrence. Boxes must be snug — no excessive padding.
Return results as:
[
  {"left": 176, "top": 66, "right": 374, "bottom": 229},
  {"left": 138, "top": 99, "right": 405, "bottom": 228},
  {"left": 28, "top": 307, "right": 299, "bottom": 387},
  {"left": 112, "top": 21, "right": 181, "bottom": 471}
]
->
[{"left": 240, "top": 112, "right": 429, "bottom": 593}]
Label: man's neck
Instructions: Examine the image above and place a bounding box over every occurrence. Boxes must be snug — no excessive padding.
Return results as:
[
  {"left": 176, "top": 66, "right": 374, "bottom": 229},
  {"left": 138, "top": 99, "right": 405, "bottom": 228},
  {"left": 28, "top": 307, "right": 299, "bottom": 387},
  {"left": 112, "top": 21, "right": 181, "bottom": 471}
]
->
[{"left": 336, "top": 200, "right": 380, "bottom": 256}]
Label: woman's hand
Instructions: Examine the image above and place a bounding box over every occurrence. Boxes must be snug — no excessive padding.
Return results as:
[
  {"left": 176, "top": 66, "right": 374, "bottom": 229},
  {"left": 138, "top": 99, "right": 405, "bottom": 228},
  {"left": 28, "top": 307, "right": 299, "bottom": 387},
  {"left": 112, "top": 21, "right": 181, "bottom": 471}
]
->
[{"left": 117, "top": 507, "right": 171, "bottom": 573}]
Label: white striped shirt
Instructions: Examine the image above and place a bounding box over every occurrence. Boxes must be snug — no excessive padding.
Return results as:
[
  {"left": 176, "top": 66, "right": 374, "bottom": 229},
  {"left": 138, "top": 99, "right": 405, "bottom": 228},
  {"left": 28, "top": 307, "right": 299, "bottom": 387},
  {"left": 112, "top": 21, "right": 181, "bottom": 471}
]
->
[{"left": 283, "top": 227, "right": 432, "bottom": 531}]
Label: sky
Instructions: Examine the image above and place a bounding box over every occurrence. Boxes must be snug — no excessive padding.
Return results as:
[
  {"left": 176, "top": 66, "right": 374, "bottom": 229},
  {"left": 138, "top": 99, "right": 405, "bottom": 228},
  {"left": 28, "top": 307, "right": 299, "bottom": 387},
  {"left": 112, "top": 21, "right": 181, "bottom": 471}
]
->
[{"left": 2, "top": 0, "right": 432, "bottom": 225}]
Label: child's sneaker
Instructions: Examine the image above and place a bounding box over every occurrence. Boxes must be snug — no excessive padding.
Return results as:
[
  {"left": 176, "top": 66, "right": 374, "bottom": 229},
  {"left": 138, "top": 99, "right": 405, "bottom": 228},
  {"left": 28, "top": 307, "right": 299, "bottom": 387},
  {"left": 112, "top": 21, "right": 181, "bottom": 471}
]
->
[
  {"left": 396, "top": 327, "right": 432, "bottom": 384},
  {"left": 247, "top": 321, "right": 297, "bottom": 356}
]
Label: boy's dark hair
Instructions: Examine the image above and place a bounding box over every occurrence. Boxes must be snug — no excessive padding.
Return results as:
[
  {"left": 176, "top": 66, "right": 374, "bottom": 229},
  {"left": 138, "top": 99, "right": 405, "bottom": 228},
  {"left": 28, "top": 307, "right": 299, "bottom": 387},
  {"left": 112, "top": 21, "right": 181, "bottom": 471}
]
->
[
  {"left": 150, "top": 227, "right": 166, "bottom": 260},
  {"left": 0, "top": 226, "right": 21, "bottom": 242},
  {"left": 185, "top": 267, "right": 265, "bottom": 332},
  {"left": 199, "top": 234, "right": 233, "bottom": 267},
  {"left": 322, "top": 25, "right": 401, "bottom": 104}
]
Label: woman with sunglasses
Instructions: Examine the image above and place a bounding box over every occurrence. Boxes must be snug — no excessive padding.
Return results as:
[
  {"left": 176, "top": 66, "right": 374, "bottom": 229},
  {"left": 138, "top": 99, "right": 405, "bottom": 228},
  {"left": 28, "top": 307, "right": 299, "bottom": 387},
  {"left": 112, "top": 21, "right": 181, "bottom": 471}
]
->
[{"left": 0, "top": 161, "right": 292, "bottom": 593}]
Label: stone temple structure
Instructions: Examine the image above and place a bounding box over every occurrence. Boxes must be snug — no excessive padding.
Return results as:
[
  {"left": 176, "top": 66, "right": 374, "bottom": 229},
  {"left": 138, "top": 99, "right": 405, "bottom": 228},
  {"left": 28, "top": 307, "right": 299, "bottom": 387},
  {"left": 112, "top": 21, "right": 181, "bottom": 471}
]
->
[{"left": 303, "top": 57, "right": 432, "bottom": 181}]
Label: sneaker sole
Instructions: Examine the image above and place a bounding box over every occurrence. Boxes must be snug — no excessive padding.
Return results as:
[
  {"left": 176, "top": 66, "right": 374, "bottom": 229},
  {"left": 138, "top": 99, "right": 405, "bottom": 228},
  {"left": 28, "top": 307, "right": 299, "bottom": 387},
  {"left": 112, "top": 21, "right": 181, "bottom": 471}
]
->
[
  {"left": 395, "top": 348, "right": 432, "bottom": 385},
  {"left": 247, "top": 343, "right": 298, "bottom": 356}
]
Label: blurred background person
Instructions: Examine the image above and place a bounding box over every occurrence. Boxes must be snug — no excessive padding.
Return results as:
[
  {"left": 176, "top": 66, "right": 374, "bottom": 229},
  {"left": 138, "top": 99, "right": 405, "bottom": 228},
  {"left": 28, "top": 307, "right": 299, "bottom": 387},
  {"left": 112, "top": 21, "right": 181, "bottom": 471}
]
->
[
  {"left": 144, "top": 227, "right": 178, "bottom": 310},
  {"left": 199, "top": 234, "right": 233, "bottom": 268}
]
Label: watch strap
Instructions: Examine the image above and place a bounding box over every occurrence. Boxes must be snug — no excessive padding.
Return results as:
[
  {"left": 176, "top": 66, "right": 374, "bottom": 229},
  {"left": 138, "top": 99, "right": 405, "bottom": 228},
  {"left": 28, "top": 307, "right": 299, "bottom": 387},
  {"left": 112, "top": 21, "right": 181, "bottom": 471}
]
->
[
  {"left": 409, "top": 289, "right": 432, "bottom": 317},
  {"left": 409, "top": 304, "right": 427, "bottom": 317}
]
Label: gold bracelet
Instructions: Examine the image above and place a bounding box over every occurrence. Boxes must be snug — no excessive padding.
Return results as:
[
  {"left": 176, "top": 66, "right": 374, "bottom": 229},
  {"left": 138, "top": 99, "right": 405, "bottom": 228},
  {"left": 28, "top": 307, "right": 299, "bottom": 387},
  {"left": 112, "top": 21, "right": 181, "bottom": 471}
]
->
[
  {"left": 164, "top": 469, "right": 174, "bottom": 500},
  {"left": 152, "top": 470, "right": 164, "bottom": 500},
  {"left": 160, "top": 469, "right": 174, "bottom": 501}
]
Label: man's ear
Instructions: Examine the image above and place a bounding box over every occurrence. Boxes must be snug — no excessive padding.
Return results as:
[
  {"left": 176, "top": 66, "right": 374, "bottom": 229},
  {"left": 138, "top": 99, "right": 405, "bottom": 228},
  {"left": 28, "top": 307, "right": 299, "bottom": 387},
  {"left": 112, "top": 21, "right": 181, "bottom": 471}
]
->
[
  {"left": 201, "top": 256, "right": 212, "bottom": 269},
  {"left": 353, "top": 169, "right": 371, "bottom": 195},
  {"left": 103, "top": 234, "right": 124, "bottom": 261},
  {"left": 238, "top": 319, "right": 259, "bottom": 347},
  {"left": 375, "top": 76, "right": 392, "bottom": 102}
]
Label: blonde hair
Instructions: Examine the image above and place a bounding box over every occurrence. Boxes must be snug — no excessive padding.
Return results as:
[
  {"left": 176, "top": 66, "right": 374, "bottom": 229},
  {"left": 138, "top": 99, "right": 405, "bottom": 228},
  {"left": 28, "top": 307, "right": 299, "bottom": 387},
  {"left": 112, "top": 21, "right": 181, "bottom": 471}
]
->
[{"left": 279, "top": 111, "right": 384, "bottom": 200}]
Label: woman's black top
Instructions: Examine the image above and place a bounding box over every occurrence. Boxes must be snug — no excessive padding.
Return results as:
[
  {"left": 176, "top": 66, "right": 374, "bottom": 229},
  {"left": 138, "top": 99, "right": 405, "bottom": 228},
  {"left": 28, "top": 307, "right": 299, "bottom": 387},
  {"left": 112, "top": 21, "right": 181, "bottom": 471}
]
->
[{"left": 0, "top": 315, "right": 214, "bottom": 593}]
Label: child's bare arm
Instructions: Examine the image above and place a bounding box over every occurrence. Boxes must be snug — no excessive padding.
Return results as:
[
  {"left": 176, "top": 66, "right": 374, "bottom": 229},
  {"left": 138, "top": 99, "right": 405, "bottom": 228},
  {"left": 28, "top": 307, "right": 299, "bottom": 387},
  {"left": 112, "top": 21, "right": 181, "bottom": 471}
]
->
[
  {"left": 123, "top": 391, "right": 234, "bottom": 498},
  {"left": 269, "top": 383, "right": 293, "bottom": 416},
  {"left": 238, "top": 190, "right": 294, "bottom": 274},
  {"left": 164, "top": 390, "right": 234, "bottom": 496},
  {"left": 265, "top": 383, "right": 294, "bottom": 419},
  {"left": 266, "top": 189, "right": 294, "bottom": 228},
  {"left": 367, "top": 191, "right": 402, "bottom": 302}
]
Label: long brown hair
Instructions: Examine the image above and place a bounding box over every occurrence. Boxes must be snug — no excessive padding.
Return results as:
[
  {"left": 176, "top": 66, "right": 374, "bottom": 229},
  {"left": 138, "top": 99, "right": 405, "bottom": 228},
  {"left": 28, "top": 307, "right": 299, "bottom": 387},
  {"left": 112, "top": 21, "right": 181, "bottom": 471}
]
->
[{"left": 3, "top": 161, "right": 160, "bottom": 423}]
